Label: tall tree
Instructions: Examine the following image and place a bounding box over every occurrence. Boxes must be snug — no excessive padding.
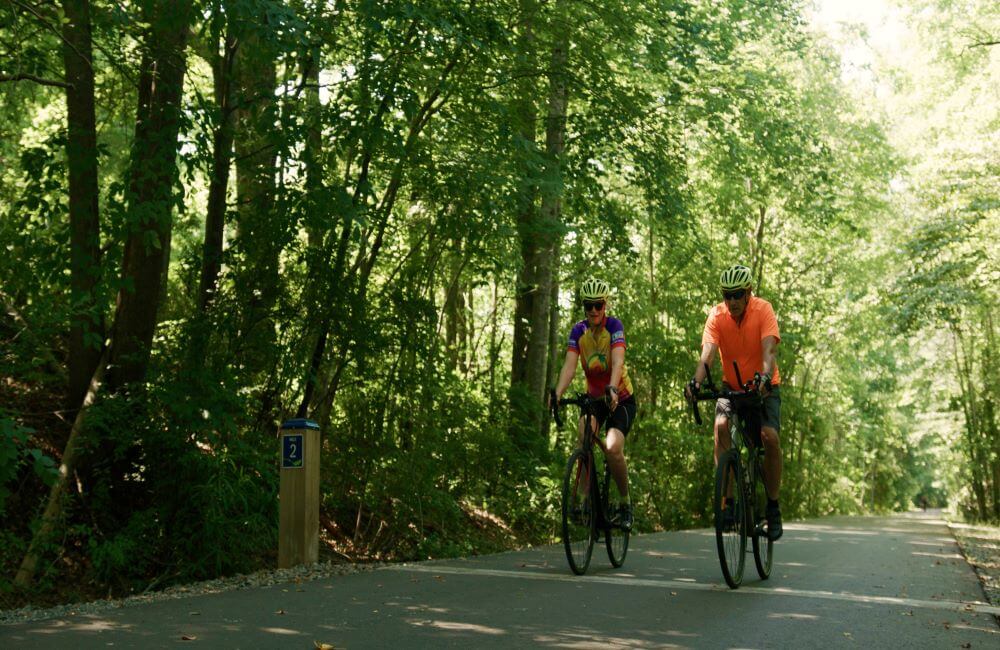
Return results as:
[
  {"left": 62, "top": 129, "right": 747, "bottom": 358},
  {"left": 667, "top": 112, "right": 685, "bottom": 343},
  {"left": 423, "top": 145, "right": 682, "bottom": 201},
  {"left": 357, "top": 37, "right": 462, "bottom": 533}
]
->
[
  {"left": 108, "top": 0, "right": 196, "bottom": 389},
  {"left": 230, "top": 5, "right": 281, "bottom": 377},
  {"left": 62, "top": 0, "right": 104, "bottom": 405},
  {"left": 527, "top": 0, "right": 569, "bottom": 427}
]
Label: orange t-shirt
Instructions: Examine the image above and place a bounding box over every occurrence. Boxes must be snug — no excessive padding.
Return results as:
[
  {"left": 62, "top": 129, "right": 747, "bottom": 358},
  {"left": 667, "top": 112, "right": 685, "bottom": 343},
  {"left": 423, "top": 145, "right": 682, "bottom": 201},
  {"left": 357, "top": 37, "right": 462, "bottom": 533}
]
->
[{"left": 702, "top": 296, "right": 781, "bottom": 389}]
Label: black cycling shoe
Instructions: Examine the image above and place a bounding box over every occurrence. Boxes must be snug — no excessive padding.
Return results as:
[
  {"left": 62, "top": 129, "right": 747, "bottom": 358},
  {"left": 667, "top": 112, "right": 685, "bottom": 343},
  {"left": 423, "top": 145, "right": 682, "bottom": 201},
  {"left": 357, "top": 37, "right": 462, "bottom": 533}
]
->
[
  {"left": 619, "top": 503, "right": 633, "bottom": 532},
  {"left": 766, "top": 503, "right": 783, "bottom": 541}
]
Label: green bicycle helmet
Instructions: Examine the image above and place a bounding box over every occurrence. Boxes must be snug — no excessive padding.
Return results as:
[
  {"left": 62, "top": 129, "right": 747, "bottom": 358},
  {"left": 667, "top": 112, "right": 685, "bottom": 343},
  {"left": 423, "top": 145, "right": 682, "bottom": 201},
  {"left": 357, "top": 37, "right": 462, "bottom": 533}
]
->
[
  {"left": 720, "top": 265, "right": 753, "bottom": 291},
  {"left": 580, "top": 278, "right": 611, "bottom": 301}
]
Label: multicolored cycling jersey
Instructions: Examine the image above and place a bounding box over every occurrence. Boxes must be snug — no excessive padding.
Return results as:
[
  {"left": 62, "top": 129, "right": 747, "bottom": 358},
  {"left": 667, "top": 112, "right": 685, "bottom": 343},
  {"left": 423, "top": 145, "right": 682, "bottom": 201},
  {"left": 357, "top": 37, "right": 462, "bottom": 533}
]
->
[{"left": 567, "top": 316, "right": 633, "bottom": 399}]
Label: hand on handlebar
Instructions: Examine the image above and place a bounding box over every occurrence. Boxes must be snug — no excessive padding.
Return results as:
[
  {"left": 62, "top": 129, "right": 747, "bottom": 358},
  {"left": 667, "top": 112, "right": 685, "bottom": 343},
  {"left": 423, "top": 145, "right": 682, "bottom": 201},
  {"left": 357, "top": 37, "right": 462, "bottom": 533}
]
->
[
  {"left": 605, "top": 385, "right": 619, "bottom": 411},
  {"left": 548, "top": 388, "right": 564, "bottom": 428},
  {"left": 755, "top": 372, "right": 773, "bottom": 398},
  {"left": 684, "top": 378, "right": 699, "bottom": 402}
]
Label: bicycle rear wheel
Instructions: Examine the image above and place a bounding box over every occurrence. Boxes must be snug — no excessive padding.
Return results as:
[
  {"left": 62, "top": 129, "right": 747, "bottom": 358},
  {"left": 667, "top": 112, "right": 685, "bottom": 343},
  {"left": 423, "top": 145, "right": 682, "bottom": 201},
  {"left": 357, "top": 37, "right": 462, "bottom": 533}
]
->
[
  {"left": 603, "top": 465, "right": 629, "bottom": 568},
  {"left": 715, "top": 449, "right": 746, "bottom": 588},
  {"left": 562, "top": 449, "right": 596, "bottom": 575},
  {"left": 751, "top": 455, "right": 773, "bottom": 579}
]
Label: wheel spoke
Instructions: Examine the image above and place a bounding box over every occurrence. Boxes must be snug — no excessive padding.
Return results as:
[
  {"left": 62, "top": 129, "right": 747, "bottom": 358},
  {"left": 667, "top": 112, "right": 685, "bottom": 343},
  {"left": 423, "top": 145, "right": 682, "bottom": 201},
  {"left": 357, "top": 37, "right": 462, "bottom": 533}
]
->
[
  {"left": 604, "top": 468, "right": 629, "bottom": 567},
  {"left": 562, "top": 450, "right": 595, "bottom": 574},
  {"left": 715, "top": 451, "right": 746, "bottom": 588}
]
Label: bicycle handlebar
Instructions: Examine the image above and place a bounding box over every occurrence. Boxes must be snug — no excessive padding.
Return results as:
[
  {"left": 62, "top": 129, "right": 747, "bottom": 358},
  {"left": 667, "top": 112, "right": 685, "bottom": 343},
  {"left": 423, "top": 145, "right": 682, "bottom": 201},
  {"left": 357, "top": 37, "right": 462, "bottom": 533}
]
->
[
  {"left": 549, "top": 389, "right": 609, "bottom": 429},
  {"left": 685, "top": 361, "right": 764, "bottom": 426}
]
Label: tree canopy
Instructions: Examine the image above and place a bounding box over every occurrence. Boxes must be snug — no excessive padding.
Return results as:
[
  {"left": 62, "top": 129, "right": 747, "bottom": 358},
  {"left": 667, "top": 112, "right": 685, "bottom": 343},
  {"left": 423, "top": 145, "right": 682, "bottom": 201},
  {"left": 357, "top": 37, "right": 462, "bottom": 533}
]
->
[{"left": 1, "top": 0, "right": 997, "bottom": 605}]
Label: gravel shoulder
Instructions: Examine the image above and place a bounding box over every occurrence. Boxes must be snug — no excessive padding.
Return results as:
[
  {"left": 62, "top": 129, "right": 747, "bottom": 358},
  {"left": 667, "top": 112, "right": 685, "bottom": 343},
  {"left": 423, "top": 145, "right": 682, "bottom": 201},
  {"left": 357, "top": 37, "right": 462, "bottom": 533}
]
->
[{"left": 949, "top": 519, "right": 1000, "bottom": 606}]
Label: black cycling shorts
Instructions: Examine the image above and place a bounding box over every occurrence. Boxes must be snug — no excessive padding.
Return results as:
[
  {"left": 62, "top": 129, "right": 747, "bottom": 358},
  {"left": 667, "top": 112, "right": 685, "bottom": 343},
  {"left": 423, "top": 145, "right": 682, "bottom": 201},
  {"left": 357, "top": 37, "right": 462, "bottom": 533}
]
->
[
  {"left": 589, "top": 395, "right": 637, "bottom": 437},
  {"left": 715, "top": 385, "right": 780, "bottom": 433}
]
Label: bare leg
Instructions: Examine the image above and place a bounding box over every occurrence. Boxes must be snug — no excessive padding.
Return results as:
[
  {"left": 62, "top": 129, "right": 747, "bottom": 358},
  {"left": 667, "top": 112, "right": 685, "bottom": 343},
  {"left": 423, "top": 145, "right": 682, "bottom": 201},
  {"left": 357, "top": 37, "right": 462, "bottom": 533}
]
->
[
  {"left": 604, "top": 428, "right": 628, "bottom": 498},
  {"left": 714, "top": 416, "right": 732, "bottom": 466}
]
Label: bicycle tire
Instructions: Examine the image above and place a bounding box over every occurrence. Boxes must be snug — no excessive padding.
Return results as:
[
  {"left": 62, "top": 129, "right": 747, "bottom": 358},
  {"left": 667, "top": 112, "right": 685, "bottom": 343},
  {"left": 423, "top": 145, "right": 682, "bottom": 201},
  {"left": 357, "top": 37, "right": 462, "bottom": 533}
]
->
[
  {"left": 603, "top": 465, "right": 629, "bottom": 568},
  {"left": 562, "top": 449, "right": 596, "bottom": 575},
  {"left": 715, "top": 449, "right": 746, "bottom": 588},
  {"left": 751, "top": 455, "right": 773, "bottom": 579}
]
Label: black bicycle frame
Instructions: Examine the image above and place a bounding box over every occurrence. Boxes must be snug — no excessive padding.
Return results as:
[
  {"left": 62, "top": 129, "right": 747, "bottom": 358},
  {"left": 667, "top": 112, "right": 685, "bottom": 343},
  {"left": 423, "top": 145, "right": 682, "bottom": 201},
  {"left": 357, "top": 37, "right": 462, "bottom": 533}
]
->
[{"left": 552, "top": 391, "right": 612, "bottom": 531}]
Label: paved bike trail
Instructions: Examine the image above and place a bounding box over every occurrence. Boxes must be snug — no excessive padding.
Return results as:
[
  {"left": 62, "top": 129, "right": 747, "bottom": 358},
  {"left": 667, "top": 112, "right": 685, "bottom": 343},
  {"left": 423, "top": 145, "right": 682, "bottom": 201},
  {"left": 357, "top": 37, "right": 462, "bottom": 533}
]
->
[{"left": 3, "top": 512, "right": 997, "bottom": 648}]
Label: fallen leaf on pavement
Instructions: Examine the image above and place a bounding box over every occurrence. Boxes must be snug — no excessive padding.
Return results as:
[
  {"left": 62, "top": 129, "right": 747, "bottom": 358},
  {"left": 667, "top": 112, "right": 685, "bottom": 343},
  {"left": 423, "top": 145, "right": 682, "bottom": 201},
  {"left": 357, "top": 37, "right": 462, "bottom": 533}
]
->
[{"left": 314, "top": 642, "right": 336, "bottom": 650}]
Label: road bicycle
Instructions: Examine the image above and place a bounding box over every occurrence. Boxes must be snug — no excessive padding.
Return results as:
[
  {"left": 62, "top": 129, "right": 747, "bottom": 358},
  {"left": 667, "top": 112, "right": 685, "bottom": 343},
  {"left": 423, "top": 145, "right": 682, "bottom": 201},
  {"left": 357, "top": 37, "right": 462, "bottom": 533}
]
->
[
  {"left": 550, "top": 390, "right": 629, "bottom": 575},
  {"left": 686, "top": 363, "right": 773, "bottom": 589}
]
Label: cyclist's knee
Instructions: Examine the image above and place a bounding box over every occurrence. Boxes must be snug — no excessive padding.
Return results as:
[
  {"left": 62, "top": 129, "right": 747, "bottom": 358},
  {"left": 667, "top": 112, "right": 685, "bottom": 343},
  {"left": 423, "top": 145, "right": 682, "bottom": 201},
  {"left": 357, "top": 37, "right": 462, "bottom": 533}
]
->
[{"left": 605, "top": 428, "right": 625, "bottom": 456}]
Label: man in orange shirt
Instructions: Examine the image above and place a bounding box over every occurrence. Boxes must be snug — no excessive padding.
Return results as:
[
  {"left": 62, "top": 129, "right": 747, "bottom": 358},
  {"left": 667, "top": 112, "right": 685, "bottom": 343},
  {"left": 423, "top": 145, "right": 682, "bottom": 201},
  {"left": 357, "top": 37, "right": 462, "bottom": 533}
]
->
[{"left": 685, "top": 265, "right": 783, "bottom": 540}]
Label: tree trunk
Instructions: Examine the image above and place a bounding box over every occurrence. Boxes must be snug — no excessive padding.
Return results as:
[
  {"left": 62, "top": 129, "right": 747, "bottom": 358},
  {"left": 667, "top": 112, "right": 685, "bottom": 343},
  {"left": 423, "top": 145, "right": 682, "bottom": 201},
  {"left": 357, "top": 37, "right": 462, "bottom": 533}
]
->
[
  {"left": 445, "top": 238, "right": 463, "bottom": 373},
  {"left": 62, "top": 0, "right": 104, "bottom": 405},
  {"left": 752, "top": 205, "right": 766, "bottom": 291},
  {"left": 295, "top": 30, "right": 327, "bottom": 419},
  {"left": 647, "top": 218, "right": 658, "bottom": 409},
  {"left": 526, "top": 8, "right": 569, "bottom": 422},
  {"left": 545, "top": 244, "right": 561, "bottom": 398},
  {"left": 232, "top": 14, "right": 279, "bottom": 372},
  {"left": 953, "top": 324, "right": 990, "bottom": 520},
  {"left": 196, "top": 30, "right": 237, "bottom": 315},
  {"left": 510, "top": 0, "right": 539, "bottom": 388},
  {"left": 108, "top": 0, "right": 194, "bottom": 389}
]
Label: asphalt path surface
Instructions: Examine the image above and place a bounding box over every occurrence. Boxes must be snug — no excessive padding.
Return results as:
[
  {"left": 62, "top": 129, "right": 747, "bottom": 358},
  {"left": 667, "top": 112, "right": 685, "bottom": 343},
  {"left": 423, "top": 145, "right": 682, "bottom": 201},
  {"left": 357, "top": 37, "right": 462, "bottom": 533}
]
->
[{"left": 3, "top": 512, "right": 998, "bottom": 648}]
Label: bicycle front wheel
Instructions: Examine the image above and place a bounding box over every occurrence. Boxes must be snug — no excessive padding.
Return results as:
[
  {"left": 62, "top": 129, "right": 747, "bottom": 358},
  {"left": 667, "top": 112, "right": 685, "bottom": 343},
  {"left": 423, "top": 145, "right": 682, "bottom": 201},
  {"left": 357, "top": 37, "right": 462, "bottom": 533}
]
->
[
  {"left": 562, "top": 449, "right": 596, "bottom": 575},
  {"left": 603, "top": 466, "right": 629, "bottom": 568},
  {"left": 715, "top": 449, "right": 747, "bottom": 588},
  {"left": 751, "top": 455, "right": 773, "bottom": 579}
]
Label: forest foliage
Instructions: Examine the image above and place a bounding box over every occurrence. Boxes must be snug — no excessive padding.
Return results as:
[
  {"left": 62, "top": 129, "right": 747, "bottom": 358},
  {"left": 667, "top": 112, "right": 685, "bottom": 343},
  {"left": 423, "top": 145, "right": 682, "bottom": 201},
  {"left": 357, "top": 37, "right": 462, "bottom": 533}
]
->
[{"left": 0, "top": 0, "right": 997, "bottom": 605}]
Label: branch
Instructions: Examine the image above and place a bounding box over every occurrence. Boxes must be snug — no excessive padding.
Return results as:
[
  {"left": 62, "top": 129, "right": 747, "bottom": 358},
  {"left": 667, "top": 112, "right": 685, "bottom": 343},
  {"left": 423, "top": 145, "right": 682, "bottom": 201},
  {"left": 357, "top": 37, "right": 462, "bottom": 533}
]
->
[
  {"left": 12, "top": 0, "right": 89, "bottom": 65},
  {"left": 0, "top": 72, "right": 71, "bottom": 88},
  {"left": 969, "top": 40, "right": 999, "bottom": 49}
]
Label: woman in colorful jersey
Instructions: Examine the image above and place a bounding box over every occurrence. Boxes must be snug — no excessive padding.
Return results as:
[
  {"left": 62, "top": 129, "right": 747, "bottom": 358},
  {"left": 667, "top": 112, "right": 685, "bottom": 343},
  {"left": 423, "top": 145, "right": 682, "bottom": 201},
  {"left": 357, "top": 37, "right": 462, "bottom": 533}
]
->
[{"left": 550, "top": 278, "right": 637, "bottom": 531}]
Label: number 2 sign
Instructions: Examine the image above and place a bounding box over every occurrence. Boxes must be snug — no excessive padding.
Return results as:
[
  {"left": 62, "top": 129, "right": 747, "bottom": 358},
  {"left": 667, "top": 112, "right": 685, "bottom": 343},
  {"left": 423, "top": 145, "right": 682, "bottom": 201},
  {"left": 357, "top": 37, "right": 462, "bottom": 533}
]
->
[{"left": 282, "top": 433, "right": 304, "bottom": 469}]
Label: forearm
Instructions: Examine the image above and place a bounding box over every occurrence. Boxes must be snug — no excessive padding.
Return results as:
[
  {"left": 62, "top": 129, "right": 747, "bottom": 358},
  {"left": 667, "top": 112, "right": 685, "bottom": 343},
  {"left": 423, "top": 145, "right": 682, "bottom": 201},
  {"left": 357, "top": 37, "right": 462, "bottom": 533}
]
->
[
  {"left": 555, "top": 353, "right": 578, "bottom": 396},
  {"left": 694, "top": 343, "right": 717, "bottom": 382},
  {"left": 761, "top": 337, "right": 778, "bottom": 377},
  {"left": 609, "top": 347, "right": 625, "bottom": 389}
]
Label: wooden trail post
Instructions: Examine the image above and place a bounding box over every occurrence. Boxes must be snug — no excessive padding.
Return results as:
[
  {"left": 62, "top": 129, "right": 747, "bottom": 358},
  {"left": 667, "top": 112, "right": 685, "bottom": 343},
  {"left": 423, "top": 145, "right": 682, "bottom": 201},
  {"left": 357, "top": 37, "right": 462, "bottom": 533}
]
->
[{"left": 278, "top": 418, "right": 320, "bottom": 568}]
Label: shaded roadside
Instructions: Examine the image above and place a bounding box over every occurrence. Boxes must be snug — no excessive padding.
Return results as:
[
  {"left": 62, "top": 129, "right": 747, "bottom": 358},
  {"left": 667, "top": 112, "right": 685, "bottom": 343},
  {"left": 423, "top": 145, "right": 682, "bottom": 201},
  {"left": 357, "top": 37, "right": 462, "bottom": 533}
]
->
[{"left": 950, "top": 519, "right": 1000, "bottom": 607}]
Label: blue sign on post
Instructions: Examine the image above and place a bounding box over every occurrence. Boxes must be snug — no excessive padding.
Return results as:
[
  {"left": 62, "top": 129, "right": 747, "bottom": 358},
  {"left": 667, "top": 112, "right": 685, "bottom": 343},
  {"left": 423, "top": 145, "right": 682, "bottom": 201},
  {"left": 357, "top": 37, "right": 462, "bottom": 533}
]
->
[{"left": 282, "top": 433, "right": 304, "bottom": 469}]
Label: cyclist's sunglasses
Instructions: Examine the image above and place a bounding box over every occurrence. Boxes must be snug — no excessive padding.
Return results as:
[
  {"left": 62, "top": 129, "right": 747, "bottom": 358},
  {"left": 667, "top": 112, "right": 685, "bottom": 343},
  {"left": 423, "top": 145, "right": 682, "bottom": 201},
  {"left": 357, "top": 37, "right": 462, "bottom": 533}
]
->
[
  {"left": 722, "top": 289, "right": 747, "bottom": 301},
  {"left": 582, "top": 300, "right": 605, "bottom": 312}
]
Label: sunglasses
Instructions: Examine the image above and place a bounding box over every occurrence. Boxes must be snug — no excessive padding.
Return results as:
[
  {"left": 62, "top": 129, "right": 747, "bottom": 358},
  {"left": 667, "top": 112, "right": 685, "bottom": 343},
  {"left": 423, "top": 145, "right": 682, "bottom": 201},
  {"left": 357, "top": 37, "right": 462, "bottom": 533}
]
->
[
  {"left": 722, "top": 289, "right": 747, "bottom": 301},
  {"left": 583, "top": 300, "right": 605, "bottom": 312}
]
